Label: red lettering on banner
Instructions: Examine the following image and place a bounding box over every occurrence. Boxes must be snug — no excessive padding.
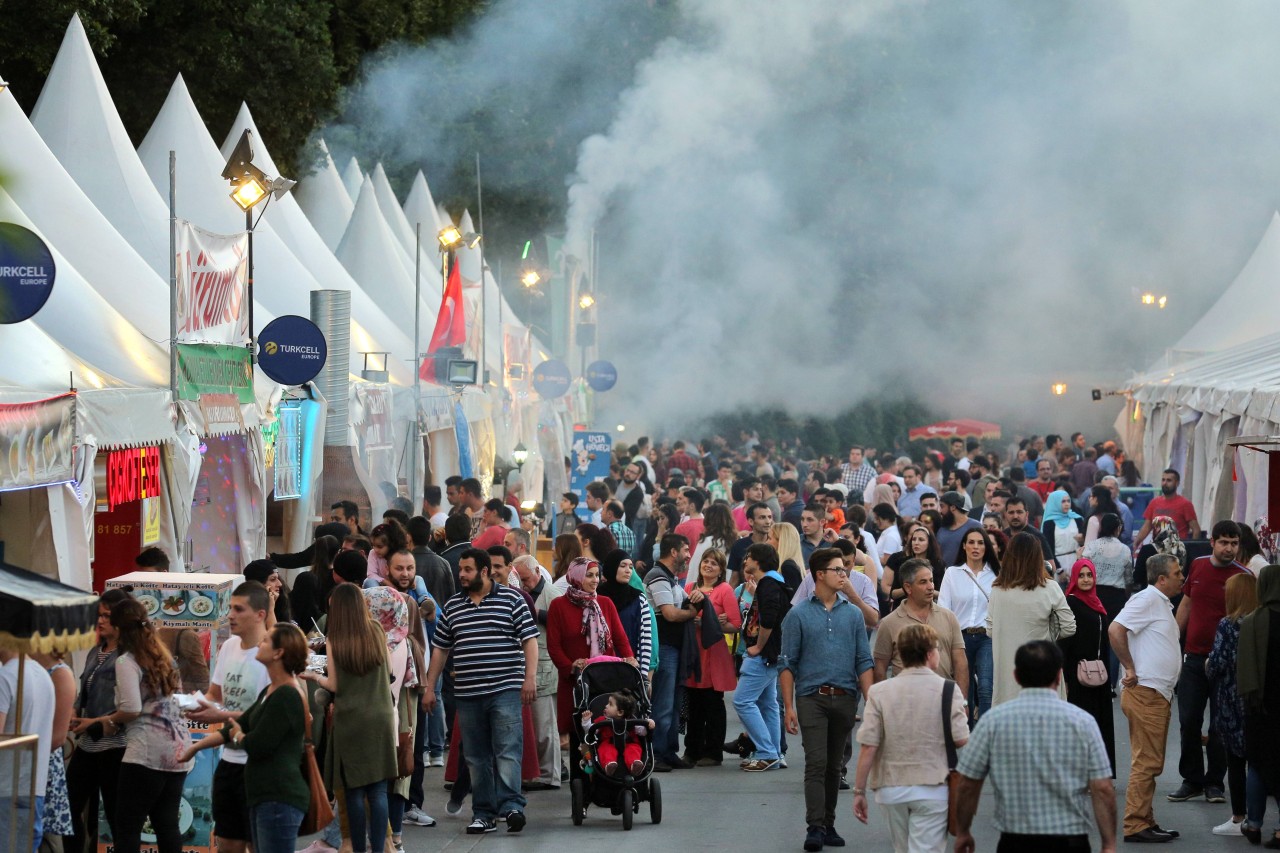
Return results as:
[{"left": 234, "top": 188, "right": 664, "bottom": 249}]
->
[
  {"left": 106, "top": 446, "right": 162, "bottom": 510},
  {"left": 179, "top": 245, "right": 247, "bottom": 335}
]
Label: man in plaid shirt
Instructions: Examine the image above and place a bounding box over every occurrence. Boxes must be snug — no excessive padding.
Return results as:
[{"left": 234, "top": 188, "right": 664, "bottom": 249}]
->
[
  {"left": 955, "top": 641, "right": 1116, "bottom": 853},
  {"left": 602, "top": 500, "right": 637, "bottom": 555},
  {"left": 839, "top": 446, "right": 875, "bottom": 498}
]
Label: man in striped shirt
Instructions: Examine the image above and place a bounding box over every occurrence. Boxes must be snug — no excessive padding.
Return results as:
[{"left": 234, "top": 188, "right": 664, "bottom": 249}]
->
[{"left": 424, "top": 548, "right": 540, "bottom": 835}]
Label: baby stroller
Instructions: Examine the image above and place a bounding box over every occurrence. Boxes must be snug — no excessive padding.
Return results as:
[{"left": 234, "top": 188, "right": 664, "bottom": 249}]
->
[{"left": 569, "top": 659, "right": 662, "bottom": 830}]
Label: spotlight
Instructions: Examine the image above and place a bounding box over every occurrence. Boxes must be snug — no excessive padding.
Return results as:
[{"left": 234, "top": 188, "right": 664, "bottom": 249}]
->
[
  {"left": 578, "top": 293, "right": 595, "bottom": 310},
  {"left": 520, "top": 269, "right": 541, "bottom": 288},
  {"left": 1051, "top": 383, "right": 1068, "bottom": 396},
  {"left": 437, "top": 225, "right": 463, "bottom": 251}
]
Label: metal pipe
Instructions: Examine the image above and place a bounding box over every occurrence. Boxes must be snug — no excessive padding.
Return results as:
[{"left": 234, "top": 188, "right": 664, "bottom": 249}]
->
[
  {"left": 246, "top": 207, "right": 255, "bottom": 364},
  {"left": 169, "top": 151, "right": 177, "bottom": 397},
  {"left": 411, "top": 222, "right": 421, "bottom": 508},
  {"left": 476, "top": 152, "right": 486, "bottom": 383}
]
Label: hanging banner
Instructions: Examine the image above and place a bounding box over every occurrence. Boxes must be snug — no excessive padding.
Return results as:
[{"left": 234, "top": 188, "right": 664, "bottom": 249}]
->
[
  {"left": 141, "top": 497, "right": 162, "bottom": 545},
  {"left": 176, "top": 344, "right": 254, "bottom": 403},
  {"left": 273, "top": 402, "right": 303, "bottom": 500},
  {"left": 0, "top": 222, "right": 57, "bottom": 324},
  {"left": 454, "top": 400, "right": 474, "bottom": 479},
  {"left": 569, "top": 430, "right": 612, "bottom": 521},
  {"left": 198, "top": 393, "right": 246, "bottom": 435},
  {"left": 257, "top": 315, "right": 327, "bottom": 386},
  {"left": 0, "top": 392, "right": 76, "bottom": 490},
  {"left": 105, "top": 446, "right": 162, "bottom": 510},
  {"left": 175, "top": 221, "right": 249, "bottom": 345},
  {"left": 354, "top": 384, "right": 394, "bottom": 451}
]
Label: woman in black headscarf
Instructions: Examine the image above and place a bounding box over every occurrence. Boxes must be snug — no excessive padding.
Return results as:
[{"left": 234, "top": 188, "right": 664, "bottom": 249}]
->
[
  {"left": 598, "top": 549, "right": 653, "bottom": 677},
  {"left": 1239, "top": 564, "right": 1280, "bottom": 846}
]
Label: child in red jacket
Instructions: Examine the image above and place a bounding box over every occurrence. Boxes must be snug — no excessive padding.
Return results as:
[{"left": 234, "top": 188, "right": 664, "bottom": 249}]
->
[{"left": 580, "top": 690, "right": 653, "bottom": 776}]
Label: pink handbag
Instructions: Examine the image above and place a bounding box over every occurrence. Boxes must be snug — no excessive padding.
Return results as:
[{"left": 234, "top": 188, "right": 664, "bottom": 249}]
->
[{"left": 1076, "top": 612, "right": 1108, "bottom": 687}]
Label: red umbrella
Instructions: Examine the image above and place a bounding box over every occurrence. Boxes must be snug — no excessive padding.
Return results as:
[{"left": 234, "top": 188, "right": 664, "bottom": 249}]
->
[{"left": 908, "top": 419, "right": 1002, "bottom": 442}]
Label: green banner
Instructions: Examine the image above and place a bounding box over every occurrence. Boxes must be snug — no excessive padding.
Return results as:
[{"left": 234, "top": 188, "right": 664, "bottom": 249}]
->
[{"left": 176, "top": 344, "right": 254, "bottom": 403}]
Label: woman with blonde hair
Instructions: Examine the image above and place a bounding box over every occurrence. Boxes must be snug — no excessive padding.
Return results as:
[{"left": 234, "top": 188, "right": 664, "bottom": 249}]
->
[
  {"left": 771, "top": 521, "right": 806, "bottom": 588},
  {"left": 106, "top": 597, "right": 193, "bottom": 853},
  {"left": 1205, "top": 572, "right": 1258, "bottom": 837},
  {"left": 987, "top": 532, "right": 1076, "bottom": 706},
  {"left": 683, "top": 548, "right": 741, "bottom": 765},
  {"left": 301, "top": 583, "right": 397, "bottom": 853}
]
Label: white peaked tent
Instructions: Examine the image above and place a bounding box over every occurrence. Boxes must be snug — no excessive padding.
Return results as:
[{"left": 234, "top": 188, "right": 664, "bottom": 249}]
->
[
  {"left": 1171, "top": 212, "right": 1280, "bottom": 356},
  {"left": 403, "top": 171, "right": 442, "bottom": 235},
  {"left": 296, "top": 139, "right": 354, "bottom": 252},
  {"left": 219, "top": 104, "right": 419, "bottom": 386},
  {"left": 342, "top": 157, "right": 364, "bottom": 203},
  {"left": 335, "top": 178, "right": 438, "bottom": 340},
  {"left": 370, "top": 162, "right": 418, "bottom": 260}
]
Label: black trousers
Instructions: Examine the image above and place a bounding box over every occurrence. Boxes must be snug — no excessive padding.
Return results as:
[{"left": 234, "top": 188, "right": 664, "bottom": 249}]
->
[
  {"left": 683, "top": 688, "right": 725, "bottom": 762},
  {"left": 114, "top": 763, "right": 186, "bottom": 853},
  {"left": 1178, "top": 653, "right": 1227, "bottom": 789},
  {"left": 409, "top": 704, "right": 428, "bottom": 809},
  {"left": 65, "top": 746, "right": 125, "bottom": 853},
  {"left": 997, "top": 834, "right": 1090, "bottom": 852}
]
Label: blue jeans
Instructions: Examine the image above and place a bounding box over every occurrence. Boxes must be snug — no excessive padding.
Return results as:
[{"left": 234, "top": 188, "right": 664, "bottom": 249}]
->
[
  {"left": 456, "top": 689, "right": 525, "bottom": 820},
  {"left": 963, "top": 632, "right": 993, "bottom": 721},
  {"left": 0, "top": 795, "right": 44, "bottom": 853},
  {"left": 249, "top": 801, "right": 305, "bottom": 853},
  {"left": 344, "top": 780, "right": 389, "bottom": 853},
  {"left": 425, "top": 677, "right": 447, "bottom": 756},
  {"left": 1246, "top": 764, "right": 1280, "bottom": 830},
  {"left": 733, "top": 655, "right": 780, "bottom": 760},
  {"left": 1178, "top": 653, "right": 1226, "bottom": 789},
  {"left": 651, "top": 644, "right": 684, "bottom": 763}
]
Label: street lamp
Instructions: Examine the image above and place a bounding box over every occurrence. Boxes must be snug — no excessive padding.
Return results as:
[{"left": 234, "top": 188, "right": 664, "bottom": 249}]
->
[
  {"left": 578, "top": 292, "right": 595, "bottom": 310},
  {"left": 512, "top": 442, "right": 529, "bottom": 466},
  {"left": 222, "top": 129, "right": 294, "bottom": 364},
  {"left": 1052, "top": 383, "right": 1068, "bottom": 396},
  {"left": 520, "top": 269, "right": 541, "bottom": 288}
]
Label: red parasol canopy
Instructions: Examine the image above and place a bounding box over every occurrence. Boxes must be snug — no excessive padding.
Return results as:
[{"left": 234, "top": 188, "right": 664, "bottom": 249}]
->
[{"left": 908, "top": 419, "right": 1002, "bottom": 442}]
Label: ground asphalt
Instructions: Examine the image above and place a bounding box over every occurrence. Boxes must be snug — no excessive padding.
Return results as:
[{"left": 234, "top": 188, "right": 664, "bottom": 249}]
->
[{"left": 323, "top": 690, "right": 1263, "bottom": 853}]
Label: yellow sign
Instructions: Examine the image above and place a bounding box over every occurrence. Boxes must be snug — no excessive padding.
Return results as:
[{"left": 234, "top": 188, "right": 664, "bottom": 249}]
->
[{"left": 142, "top": 496, "right": 161, "bottom": 545}]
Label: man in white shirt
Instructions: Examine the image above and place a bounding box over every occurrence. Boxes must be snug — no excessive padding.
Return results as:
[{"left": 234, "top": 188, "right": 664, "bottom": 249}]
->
[
  {"left": 1109, "top": 553, "right": 1185, "bottom": 844},
  {"left": 187, "top": 580, "right": 271, "bottom": 853},
  {"left": 0, "top": 650, "right": 56, "bottom": 852}
]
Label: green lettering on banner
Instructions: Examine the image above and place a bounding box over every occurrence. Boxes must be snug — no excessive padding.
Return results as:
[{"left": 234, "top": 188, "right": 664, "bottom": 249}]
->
[{"left": 175, "top": 344, "right": 254, "bottom": 403}]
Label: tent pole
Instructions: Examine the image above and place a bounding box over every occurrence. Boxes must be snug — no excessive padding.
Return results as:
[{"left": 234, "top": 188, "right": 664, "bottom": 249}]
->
[
  {"left": 169, "top": 151, "right": 178, "bottom": 398},
  {"left": 411, "top": 222, "right": 421, "bottom": 511}
]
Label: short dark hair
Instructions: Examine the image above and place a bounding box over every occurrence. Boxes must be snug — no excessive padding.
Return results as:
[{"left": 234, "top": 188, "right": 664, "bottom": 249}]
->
[
  {"left": 808, "top": 547, "right": 843, "bottom": 575},
  {"left": 484, "top": 497, "right": 506, "bottom": 514},
  {"left": 745, "top": 543, "right": 779, "bottom": 575},
  {"left": 406, "top": 515, "right": 432, "bottom": 547},
  {"left": 382, "top": 507, "right": 410, "bottom": 528},
  {"left": 459, "top": 547, "right": 492, "bottom": 571},
  {"left": 561, "top": 491, "right": 579, "bottom": 507},
  {"left": 460, "top": 478, "right": 483, "bottom": 497},
  {"left": 747, "top": 501, "right": 771, "bottom": 521},
  {"left": 1211, "top": 519, "right": 1241, "bottom": 541},
  {"left": 232, "top": 580, "right": 270, "bottom": 615},
  {"left": 659, "top": 534, "right": 690, "bottom": 558},
  {"left": 586, "top": 481, "right": 610, "bottom": 501},
  {"left": 424, "top": 485, "right": 442, "bottom": 506},
  {"left": 1162, "top": 468, "right": 1180, "bottom": 483},
  {"left": 331, "top": 500, "right": 358, "bottom": 520},
  {"left": 682, "top": 488, "right": 706, "bottom": 513},
  {"left": 777, "top": 478, "right": 799, "bottom": 495},
  {"left": 444, "top": 514, "right": 471, "bottom": 544},
  {"left": 1013, "top": 640, "right": 1064, "bottom": 688},
  {"left": 333, "top": 550, "right": 368, "bottom": 584},
  {"left": 135, "top": 547, "right": 170, "bottom": 570},
  {"left": 445, "top": 475, "right": 464, "bottom": 488},
  {"left": 486, "top": 545, "right": 513, "bottom": 565}
]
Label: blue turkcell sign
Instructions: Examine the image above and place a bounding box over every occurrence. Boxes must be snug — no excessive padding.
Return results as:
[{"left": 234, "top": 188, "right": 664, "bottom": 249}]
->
[
  {"left": 585, "top": 360, "right": 617, "bottom": 392},
  {"left": 532, "top": 359, "right": 572, "bottom": 398},
  {"left": 257, "top": 315, "right": 327, "bottom": 386},
  {"left": 0, "top": 223, "right": 57, "bottom": 324}
]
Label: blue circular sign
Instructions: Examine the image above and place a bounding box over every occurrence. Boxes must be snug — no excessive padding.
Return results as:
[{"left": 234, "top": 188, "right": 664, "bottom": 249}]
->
[
  {"left": 585, "top": 360, "right": 617, "bottom": 392},
  {"left": 0, "top": 223, "right": 56, "bottom": 324},
  {"left": 257, "top": 315, "right": 327, "bottom": 386},
  {"left": 532, "top": 360, "right": 572, "bottom": 398}
]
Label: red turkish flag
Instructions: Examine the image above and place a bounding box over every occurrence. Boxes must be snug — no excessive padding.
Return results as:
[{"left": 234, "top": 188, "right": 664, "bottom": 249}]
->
[{"left": 419, "top": 253, "right": 467, "bottom": 381}]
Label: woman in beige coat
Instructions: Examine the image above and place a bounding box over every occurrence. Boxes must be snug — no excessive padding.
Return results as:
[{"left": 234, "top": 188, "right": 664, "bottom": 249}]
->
[{"left": 987, "top": 532, "right": 1076, "bottom": 706}]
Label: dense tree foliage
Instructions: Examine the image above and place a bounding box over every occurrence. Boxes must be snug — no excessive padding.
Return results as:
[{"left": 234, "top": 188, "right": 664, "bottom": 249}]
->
[{"left": 698, "top": 398, "right": 937, "bottom": 457}]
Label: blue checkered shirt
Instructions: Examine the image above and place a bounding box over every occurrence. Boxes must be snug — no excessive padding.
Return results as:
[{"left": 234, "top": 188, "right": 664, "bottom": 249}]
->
[
  {"left": 840, "top": 462, "right": 875, "bottom": 497},
  {"left": 608, "top": 520, "right": 636, "bottom": 554},
  {"left": 956, "top": 688, "right": 1111, "bottom": 836}
]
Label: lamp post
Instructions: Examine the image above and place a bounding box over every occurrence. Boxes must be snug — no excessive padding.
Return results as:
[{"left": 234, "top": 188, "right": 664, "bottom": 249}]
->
[{"left": 222, "top": 130, "right": 295, "bottom": 364}]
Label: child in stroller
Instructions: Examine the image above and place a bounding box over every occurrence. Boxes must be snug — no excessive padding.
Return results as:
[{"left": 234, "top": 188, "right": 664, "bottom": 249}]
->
[{"left": 580, "top": 690, "right": 654, "bottom": 777}]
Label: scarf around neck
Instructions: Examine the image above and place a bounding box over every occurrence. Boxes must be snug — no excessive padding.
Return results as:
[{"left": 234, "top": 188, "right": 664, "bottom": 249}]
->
[
  {"left": 1066, "top": 558, "right": 1107, "bottom": 615},
  {"left": 566, "top": 557, "right": 613, "bottom": 657},
  {"left": 1043, "top": 489, "right": 1083, "bottom": 530}
]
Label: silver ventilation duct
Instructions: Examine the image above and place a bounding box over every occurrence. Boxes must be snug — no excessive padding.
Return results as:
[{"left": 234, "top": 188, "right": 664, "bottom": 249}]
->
[{"left": 310, "top": 290, "right": 350, "bottom": 446}]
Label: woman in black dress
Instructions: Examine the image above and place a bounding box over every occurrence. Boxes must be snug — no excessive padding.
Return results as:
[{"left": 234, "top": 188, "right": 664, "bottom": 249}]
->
[
  {"left": 1058, "top": 558, "right": 1115, "bottom": 776},
  {"left": 1239, "top": 564, "right": 1280, "bottom": 846}
]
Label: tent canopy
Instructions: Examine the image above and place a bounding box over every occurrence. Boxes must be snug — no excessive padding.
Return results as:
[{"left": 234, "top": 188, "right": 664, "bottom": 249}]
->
[
  {"left": 908, "top": 419, "right": 1002, "bottom": 442},
  {"left": 0, "top": 562, "right": 99, "bottom": 654}
]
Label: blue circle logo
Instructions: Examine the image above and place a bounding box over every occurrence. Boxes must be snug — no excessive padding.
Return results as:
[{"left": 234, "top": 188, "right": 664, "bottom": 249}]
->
[
  {"left": 257, "top": 315, "right": 327, "bottom": 386},
  {"left": 0, "top": 223, "right": 56, "bottom": 324},
  {"left": 532, "top": 360, "right": 572, "bottom": 398},
  {"left": 585, "top": 360, "right": 617, "bottom": 392}
]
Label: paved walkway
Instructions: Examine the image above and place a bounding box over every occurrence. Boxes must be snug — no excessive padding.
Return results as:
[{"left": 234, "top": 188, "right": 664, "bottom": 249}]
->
[{"left": 366, "top": 692, "right": 1261, "bottom": 852}]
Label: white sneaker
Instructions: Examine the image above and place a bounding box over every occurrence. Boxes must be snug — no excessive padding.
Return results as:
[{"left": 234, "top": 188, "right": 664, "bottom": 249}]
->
[
  {"left": 403, "top": 807, "right": 437, "bottom": 827},
  {"left": 779, "top": 756, "right": 788, "bottom": 768},
  {"left": 295, "top": 842, "right": 338, "bottom": 853},
  {"left": 429, "top": 753, "right": 446, "bottom": 767},
  {"left": 1212, "top": 817, "right": 1243, "bottom": 836}
]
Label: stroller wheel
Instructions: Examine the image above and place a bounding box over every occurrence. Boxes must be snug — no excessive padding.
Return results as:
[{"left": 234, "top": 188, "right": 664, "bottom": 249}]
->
[
  {"left": 621, "top": 788, "right": 634, "bottom": 831},
  {"left": 649, "top": 778, "right": 662, "bottom": 824},
  {"left": 571, "top": 778, "right": 585, "bottom": 825}
]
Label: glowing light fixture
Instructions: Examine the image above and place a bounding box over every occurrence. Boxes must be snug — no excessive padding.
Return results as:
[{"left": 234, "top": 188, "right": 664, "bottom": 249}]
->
[
  {"left": 437, "top": 225, "right": 463, "bottom": 251},
  {"left": 1158, "top": 295, "right": 1168, "bottom": 308},
  {"left": 1140, "top": 292, "right": 1155, "bottom": 305},
  {"left": 578, "top": 292, "right": 596, "bottom": 310},
  {"left": 512, "top": 442, "right": 529, "bottom": 466},
  {"left": 1052, "top": 382, "right": 1068, "bottom": 396},
  {"left": 230, "top": 177, "right": 268, "bottom": 211},
  {"left": 616, "top": 423, "right": 627, "bottom": 433},
  {"left": 520, "top": 269, "right": 541, "bottom": 288}
]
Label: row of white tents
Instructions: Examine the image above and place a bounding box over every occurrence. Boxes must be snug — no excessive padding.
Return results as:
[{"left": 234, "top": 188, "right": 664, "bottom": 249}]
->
[
  {"left": 1, "top": 15, "right": 577, "bottom": 587},
  {"left": 1120, "top": 212, "right": 1280, "bottom": 532}
]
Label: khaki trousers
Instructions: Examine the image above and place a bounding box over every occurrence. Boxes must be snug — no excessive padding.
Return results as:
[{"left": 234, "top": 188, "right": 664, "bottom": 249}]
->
[
  {"left": 1120, "top": 685, "right": 1171, "bottom": 836},
  {"left": 531, "top": 693, "right": 562, "bottom": 787}
]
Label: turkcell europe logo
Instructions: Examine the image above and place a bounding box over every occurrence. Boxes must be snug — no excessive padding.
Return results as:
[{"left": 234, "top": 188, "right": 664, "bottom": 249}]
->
[
  {"left": 257, "top": 315, "right": 327, "bottom": 386},
  {"left": 0, "top": 223, "right": 57, "bottom": 324}
]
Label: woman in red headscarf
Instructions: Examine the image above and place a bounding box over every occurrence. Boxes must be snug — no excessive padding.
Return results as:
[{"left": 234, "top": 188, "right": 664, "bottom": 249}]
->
[
  {"left": 1058, "top": 558, "right": 1116, "bottom": 776},
  {"left": 547, "top": 557, "right": 635, "bottom": 733}
]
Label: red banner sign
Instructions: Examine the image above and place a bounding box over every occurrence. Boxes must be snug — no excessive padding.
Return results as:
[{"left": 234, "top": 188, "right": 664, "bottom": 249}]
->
[{"left": 106, "top": 446, "right": 161, "bottom": 510}]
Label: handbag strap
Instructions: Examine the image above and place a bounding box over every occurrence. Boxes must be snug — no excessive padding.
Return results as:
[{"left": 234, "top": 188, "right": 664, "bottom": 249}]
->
[
  {"left": 961, "top": 567, "right": 989, "bottom": 601},
  {"left": 941, "top": 679, "right": 957, "bottom": 771},
  {"left": 1096, "top": 612, "right": 1104, "bottom": 659},
  {"left": 297, "top": 680, "right": 315, "bottom": 746}
]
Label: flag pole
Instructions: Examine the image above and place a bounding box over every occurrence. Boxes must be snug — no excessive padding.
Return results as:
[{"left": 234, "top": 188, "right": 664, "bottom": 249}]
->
[{"left": 411, "top": 221, "right": 421, "bottom": 511}]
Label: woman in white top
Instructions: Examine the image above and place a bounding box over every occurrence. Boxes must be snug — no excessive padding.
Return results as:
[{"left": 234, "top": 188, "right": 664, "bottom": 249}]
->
[
  {"left": 937, "top": 527, "right": 1001, "bottom": 721},
  {"left": 1083, "top": 486, "right": 1123, "bottom": 546},
  {"left": 1238, "top": 523, "right": 1270, "bottom": 576},
  {"left": 689, "top": 504, "right": 740, "bottom": 582}
]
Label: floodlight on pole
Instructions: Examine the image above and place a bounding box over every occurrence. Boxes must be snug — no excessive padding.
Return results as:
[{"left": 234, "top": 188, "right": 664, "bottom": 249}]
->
[
  {"left": 520, "top": 269, "right": 541, "bottom": 288},
  {"left": 438, "top": 225, "right": 463, "bottom": 251},
  {"left": 1051, "top": 382, "right": 1068, "bottom": 396},
  {"left": 1158, "top": 295, "right": 1167, "bottom": 308},
  {"left": 578, "top": 292, "right": 595, "bottom": 310},
  {"left": 1140, "top": 292, "right": 1155, "bottom": 306}
]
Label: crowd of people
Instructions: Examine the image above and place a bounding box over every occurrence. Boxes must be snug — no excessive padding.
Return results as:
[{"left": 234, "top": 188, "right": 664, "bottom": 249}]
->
[{"left": 2, "top": 430, "right": 1280, "bottom": 853}]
